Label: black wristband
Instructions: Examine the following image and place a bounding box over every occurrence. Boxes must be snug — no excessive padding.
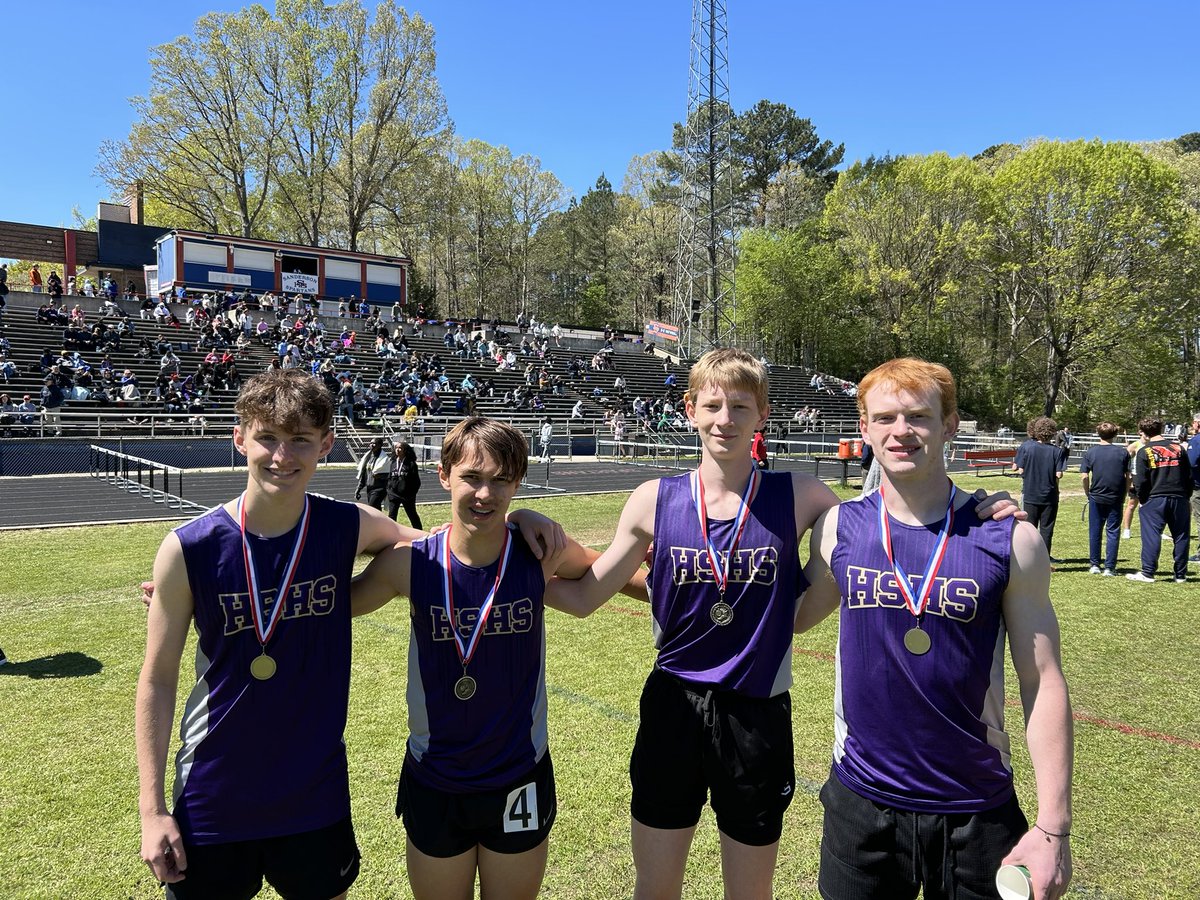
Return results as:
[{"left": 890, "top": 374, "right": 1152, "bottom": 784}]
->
[{"left": 1035, "top": 823, "right": 1070, "bottom": 839}]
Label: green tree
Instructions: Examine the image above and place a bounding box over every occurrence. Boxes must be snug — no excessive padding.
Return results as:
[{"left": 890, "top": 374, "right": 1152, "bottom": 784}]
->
[
  {"left": 326, "top": 0, "right": 448, "bottom": 251},
  {"left": 98, "top": 6, "right": 286, "bottom": 237},
  {"left": 989, "top": 140, "right": 1199, "bottom": 418},
  {"left": 736, "top": 225, "right": 863, "bottom": 371},
  {"left": 823, "top": 152, "right": 991, "bottom": 362},
  {"left": 732, "top": 100, "right": 844, "bottom": 226}
]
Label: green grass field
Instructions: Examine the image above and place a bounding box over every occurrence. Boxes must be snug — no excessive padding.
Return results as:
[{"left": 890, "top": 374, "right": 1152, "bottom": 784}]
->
[{"left": 1, "top": 475, "right": 1198, "bottom": 898}]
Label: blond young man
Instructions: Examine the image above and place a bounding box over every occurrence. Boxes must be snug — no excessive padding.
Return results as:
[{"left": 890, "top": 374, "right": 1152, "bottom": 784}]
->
[
  {"left": 796, "top": 358, "right": 1073, "bottom": 900},
  {"left": 351, "top": 418, "right": 644, "bottom": 900},
  {"left": 137, "top": 371, "right": 561, "bottom": 899}
]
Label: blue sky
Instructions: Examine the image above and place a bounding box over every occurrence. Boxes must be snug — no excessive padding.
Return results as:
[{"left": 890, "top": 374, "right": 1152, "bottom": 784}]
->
[{"left": 3, "top": 0, "right": 1197, "bottom": 229}]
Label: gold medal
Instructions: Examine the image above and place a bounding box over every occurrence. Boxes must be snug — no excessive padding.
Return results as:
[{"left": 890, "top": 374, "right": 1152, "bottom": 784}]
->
[
  {"left": 903, "top": 627, "right": 931, "bottom": 656},
  {"left": 250, "top": 653, "right": 277, "bottom": 680},
  {"left": 454, "top": 674, "right": 477, "bottom": 701},
  {"left": 710, "top": 601, "right": 734, "bottom": 626}
]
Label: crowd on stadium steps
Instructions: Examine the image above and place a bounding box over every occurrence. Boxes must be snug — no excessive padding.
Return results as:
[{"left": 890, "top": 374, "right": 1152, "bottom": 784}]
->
[{"left": 4, "top": 264, "right": 714, "bottom": 436}]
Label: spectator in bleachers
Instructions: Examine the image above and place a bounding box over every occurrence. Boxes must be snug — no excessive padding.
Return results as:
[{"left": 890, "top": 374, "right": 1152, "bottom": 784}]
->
[
  {"left": 30, "top": 265, "right": 43, "bottom": 294},
  {"left": 337, "top": 377, "right": 355, "bottom": 421},
  {"left": 17, "top": 393, "right": 38, "bottom": 428},
  {"left": 36, "top": 303, "right": 68, "bottom": 325},
  {"left": 40, "top": 376, "right": 63, "bottom": 434},
  {"left": 47, "top": 270, "right": 62, "bottom": 301},
  {"left": 0, "top": 392, "right": 14, "bottom": 435},
  {"left": 125, "top": 280, "right": 138, "bottom": 301},
  {"left": 153, "top": 299, "right": 171, "bottom": 323},
  {"left": 159, "top": 347, "right": 181, "bottom": 377},
  {"left": 120, "top": 369, "right": 141, "bottom": 403},
  {"left": 612, "top": 408, "right": 627, "bottom": 458}
]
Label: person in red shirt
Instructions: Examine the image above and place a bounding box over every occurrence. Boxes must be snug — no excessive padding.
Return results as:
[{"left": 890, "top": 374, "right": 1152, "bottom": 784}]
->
[{"left": 751, "top": 429, "right": 769, "bottom": 469}]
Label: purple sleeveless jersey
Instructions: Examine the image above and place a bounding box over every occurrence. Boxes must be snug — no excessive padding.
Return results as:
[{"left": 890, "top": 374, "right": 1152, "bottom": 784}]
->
[
  {"left": 830, "top": 492, "right": 1016, "bottom": 813},
  {"left": 646, "top": 471, "right": 803, "bottom": 697},
  {"left": 405, "top": 526, "right": 548, "bottom": 792},
  {"left": 172, "top": 494, "right": 360, "bottom": 843}
]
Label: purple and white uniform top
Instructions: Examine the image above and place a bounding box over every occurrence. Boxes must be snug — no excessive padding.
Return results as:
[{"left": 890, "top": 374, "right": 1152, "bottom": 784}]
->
[
  {"left": 830, "top": 491, "right": 1017, "bottom": 813},
  {"left": 646, "top": 470, "right": 803, "bottom": 697},
  {"left": 405, "top": 526, "right": 549, "bottom": 792},
  {"left": 172, "top": 494, "right": 360, "bottom": 843}
]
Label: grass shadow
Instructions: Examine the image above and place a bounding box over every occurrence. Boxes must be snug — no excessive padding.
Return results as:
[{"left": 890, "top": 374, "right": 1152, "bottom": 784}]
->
[{"left": 0, "top": 651, "right": 103, "bottom": 679}]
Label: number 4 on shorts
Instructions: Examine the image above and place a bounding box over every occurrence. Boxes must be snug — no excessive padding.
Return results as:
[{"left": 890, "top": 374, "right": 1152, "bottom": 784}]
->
[{"left": 503, "top": 782, "right": 538, "bottom": 833}]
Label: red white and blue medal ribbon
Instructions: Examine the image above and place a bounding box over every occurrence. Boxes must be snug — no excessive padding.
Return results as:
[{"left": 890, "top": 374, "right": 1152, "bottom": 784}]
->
[
  {"left": 237, "top": 492, "right": 310, "bottom": 649},
  {"left": 878, "top": 483, "right": 956, "bottom": 619},
  {"left": 689, "top": 468, "right": 759, "bottom": 596},
  {"left": 441, "top": 525, "right": 513, "bottom": 667}
]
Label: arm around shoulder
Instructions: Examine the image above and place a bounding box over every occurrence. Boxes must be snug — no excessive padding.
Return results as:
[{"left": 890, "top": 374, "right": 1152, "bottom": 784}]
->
[
  {"left": 352, "top": 543, "right": 413, "bottom": 617},
  {"left": 357, "top": 502, "right": 424, "bottom": 555},
  {"left": 796, "top": 505, "right": 842, "bottom": 633},
  {"left": 544, "top": 479, "right": 657, "bottom": 618},
  {"left": 790, "top": 471, "right": 840, "bottom": 536}
]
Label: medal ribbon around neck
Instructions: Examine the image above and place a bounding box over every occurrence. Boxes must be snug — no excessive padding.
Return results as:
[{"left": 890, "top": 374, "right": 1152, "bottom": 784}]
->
[
  {"left": 689, "top": 467, "right": 759, "bottom": 596},
  {"left": 878, "top": 483, "right": 956, "bottom": 619},
  {"left": 237, "top": 492, "right": 311, "bottom": 651},
  {"left": 441, "top": 525, "right": 513, "bottom": 668}
]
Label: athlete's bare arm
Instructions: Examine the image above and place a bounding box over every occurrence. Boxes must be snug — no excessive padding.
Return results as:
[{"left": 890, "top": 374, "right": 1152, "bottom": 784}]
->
[
  {"left": 356, "top": 503, "right": 566, "bottom": 559},
  {"left": 795, "top": 506, "right": 843, "bottom": 633},
  {"left": 351, "top": 543, "right": 414, "bottom": 617},
  {"left": 541, "top": 538, "right": 650, "bottom": 607},
  {"left": 999, "top": 521, "right": 1074, "bottom": 900},
  {"left": 544, "top": 479, "right": 658, "bottom": 617},
  {"left": 135, "top": 532, "right": 194, "bottom": 885},
  {"left": 357, "top": 503, "right": 424, "bottom": 554},
  {"left": 790, "top": 471, "right": 840, "bottom": 538}
]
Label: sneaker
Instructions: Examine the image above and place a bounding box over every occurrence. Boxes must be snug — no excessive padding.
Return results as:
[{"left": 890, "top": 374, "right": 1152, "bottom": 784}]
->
[
  {"left": 1088, "top": 566, "right": 1102, "bottom": 575},
  {"left": 0, "top": 647, "right": 7, "bottom": 666},
  {"left": 1175, "top": 578, "right": 1188, "bottom": 584},
  {"left": 1126, "top": 572, "right": 1155, "bottom": 583},
  {"left": 1101, "top": 569, "right": 1116, "bottom": 577},
  {"left": 1189, "top": 554, "right": 1200, "bottom": 563},
  {"left": 1122, "top": 528, "right": 1132, "bottom": 539}
]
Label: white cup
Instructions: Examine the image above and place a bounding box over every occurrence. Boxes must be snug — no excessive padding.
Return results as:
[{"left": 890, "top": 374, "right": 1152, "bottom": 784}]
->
[{"left": 996, "top": 864, "right": 1032, "bottom": 900}]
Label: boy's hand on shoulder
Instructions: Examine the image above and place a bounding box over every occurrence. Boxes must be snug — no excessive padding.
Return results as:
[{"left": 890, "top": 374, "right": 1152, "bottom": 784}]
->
[
  {"left": 508, "top": 508, "right": 565, "bottom": 559},
  {"left": 974, "top": 488, "right": 1026, "bottom": 521}
]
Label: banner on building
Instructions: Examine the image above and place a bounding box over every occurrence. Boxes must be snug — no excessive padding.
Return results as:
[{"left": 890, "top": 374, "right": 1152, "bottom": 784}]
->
[
  {"left": 645, "top": 320, "right": 680, "bottom": 342},
  {"left": 143, "top": 265, "right": 159, "bottom": 298},
  {"left": 207, "top": 271, "right": 252, "bottom": 287},
  {"left": 282, "top": 272, "right": 320, "bottom": 294}
]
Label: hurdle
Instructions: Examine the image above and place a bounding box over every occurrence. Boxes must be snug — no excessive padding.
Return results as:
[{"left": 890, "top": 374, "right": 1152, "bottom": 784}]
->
[{"left": 89, "top": 445, "right": 207, "bottom": 513}]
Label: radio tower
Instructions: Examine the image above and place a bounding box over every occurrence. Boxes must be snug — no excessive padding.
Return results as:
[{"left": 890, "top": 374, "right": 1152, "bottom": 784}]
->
[{"left": 673, "top": 0, "right": 737, "bottom": 357}]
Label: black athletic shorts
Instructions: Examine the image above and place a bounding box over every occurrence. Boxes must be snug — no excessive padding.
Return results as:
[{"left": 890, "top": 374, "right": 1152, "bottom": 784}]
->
[
  {"left": 165, "top": 815, "right": 359, "bottom": 900},
  {"left": 818, "top": 771, "right": 1028, "bottom": 900},
  {"left": 397, "top": 752, "right": 557, "bottom": 858},
  {"left": 629, "top": 666, "right": 795, "bottom": 846}
]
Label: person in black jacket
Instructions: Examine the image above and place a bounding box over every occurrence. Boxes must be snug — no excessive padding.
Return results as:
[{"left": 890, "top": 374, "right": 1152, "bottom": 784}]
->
[
  {"left": 1128, "top": 418, "right": 1193, "bottom": 583},
  {"left": 385, "top": 441, "right": 422, "bottom": 529}
]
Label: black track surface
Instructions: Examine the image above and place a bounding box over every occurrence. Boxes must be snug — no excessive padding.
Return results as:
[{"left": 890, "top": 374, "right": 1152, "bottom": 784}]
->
[{"left": 0, "top": 455, "right": 887, "bottom": 529}]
